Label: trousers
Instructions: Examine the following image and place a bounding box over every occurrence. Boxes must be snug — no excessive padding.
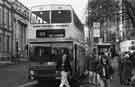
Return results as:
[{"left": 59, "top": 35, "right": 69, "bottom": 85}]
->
[{"left": 59, "top": 71, "right": 70, "bottom": 87}]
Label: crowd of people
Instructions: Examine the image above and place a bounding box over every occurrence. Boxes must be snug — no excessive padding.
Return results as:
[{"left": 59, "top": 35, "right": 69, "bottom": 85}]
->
[
  {"left": 86, "top": 49, "right": 135, "bottom": 87},
  {"left": 87, "top": 50, "right": 114, "bottom": 87},
  {"left": 56, "top": 47, "right": 115, "bottom": 87},
  {"left": 56, "top": 47, "right": 135, "bottom": 87},
  {"left": 119, "top": 51, "right": 135, "bottom": 85}
]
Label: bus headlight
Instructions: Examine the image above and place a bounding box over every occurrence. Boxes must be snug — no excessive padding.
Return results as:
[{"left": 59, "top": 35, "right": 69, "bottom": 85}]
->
[{"left": 30, "top": 70, "right": 35, "bottom": 75}]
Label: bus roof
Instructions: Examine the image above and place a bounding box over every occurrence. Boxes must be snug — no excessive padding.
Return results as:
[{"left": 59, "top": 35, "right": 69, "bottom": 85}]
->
[
  {"left": 28, "top": 38, "right": 86, "bottom": 48},
  {"left": 31, "top": 4, "right": 72, "bottom": 11},
  {"left": 28, "top": 38, "right": 84, "bottom": 44}
]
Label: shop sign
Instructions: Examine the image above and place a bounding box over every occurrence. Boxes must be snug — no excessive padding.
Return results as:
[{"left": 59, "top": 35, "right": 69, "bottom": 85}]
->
[
  {"left": 13, "top": 1, "right": 30, "bottom": 18},
  {"left": 93, "top": 22, "right": 100, "bottom": 37}
]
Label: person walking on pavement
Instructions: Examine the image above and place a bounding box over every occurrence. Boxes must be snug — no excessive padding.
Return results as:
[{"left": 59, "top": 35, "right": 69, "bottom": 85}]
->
[
  {"left": 128, "top": 52, "right": 135, "bottom": 85},
  {"left": 59, "top": 48, "right": 72, "bottom": 87},
  {"left": 97, "top": 54, "right": 114, "bottom": 87},
  {"left": 119, "top": 51, "right": 133, "bottom": 85}
]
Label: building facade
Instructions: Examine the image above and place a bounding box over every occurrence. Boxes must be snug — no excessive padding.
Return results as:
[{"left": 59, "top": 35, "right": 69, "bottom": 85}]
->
[
  {"left": 0, "top": 0, "right": 30, "bottom": 60},
  {"left": 12, "top": 0, "right": 30, "bottom": 58},
  {"left": 0, "top": 0, "right": 13, "bottom": 60}
]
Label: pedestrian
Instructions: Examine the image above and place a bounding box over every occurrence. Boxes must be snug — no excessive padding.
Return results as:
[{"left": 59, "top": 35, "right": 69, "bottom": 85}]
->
[
  {"left": 56, "top": 49, "right": 62, "bottom": 71},
  {"left": 96, "top": 55, "right": 113, "bottom": 87},
  {"left": 129, "top": 52, "right": 135, "bottom": 83},
  {"left": 120, "top": 51, "right": 132, "bottom": 85},
  {"left": 59, "top": 48, "right": 71, "bottom": 87},
  {"left": 88, "top": 53, "right": 99, "bottom": 84}
]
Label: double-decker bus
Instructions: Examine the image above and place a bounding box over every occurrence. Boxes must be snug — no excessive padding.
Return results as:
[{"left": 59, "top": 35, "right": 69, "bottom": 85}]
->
[
  {"left": 28, "top": 4, "right": 84, "bottom": 40},
  {"left": 27, "top": 4, "right": 88, "bottom": 85}
]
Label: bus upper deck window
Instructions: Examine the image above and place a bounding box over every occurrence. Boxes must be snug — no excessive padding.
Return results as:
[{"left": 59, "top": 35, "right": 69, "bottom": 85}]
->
[
  {"left": 32, "top": 11, "right": 50, "bottom": 24},
  {"left": 51, "top": 10, "right": 71, "bottom": 23}
]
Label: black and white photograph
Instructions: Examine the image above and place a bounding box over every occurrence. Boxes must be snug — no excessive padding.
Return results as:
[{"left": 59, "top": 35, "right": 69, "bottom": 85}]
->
[{"left": 0, "top": 0, "right": 135, "bottom": 87}]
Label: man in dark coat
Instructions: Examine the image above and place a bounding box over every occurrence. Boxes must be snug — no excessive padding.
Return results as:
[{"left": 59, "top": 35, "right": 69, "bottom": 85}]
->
[
  {"left": 59, "top": 48, "right": 71, "bottom": 87},
  {"left": 96, "top": 55, "right": 113, "bottom": 87}
]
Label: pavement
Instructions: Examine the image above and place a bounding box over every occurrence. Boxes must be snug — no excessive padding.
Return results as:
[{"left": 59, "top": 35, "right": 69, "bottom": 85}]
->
[
  {"left": 110, "top": 56, "right": 133, "bottom": 87},
  {"left": 79, "top": 71, "right": 102, "bottom": 87},
  {"left": 0, "top": 58, "right": 29, "bottom": 67},
  {"left": 0, "top": 60, "right": 30, "bottom": 87},
  {"left": 110, "top": 71, "right": 132, "bottom": 87},
  {"left": 0, "top": 61, "right": 14, "bottom": 67}
]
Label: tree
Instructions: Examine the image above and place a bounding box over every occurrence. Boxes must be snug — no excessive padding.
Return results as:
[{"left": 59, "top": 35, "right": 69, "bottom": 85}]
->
[
  {"left": 87, "top": 0, "right": 119, "bottom": 26},
  {"left": 121, "top": 0, "right": 135, "bottom": 39},
  {"left": 123, "top": 0, "right": 135, "bottom": 28}
]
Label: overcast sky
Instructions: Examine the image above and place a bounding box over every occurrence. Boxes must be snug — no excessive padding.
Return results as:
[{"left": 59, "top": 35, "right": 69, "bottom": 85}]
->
[{"left": 18, "top": 0, "right": 88, "bottom": 23}]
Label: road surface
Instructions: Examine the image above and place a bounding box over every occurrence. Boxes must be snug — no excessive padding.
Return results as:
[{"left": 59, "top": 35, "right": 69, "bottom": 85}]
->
[{"left": 0, "top": 62, "right": 29, "bottom": 87}]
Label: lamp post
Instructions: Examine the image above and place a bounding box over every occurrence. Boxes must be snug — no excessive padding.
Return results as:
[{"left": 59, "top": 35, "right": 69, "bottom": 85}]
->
[{"left": 119, "top": 0, "right": 124, "bottom": 41}]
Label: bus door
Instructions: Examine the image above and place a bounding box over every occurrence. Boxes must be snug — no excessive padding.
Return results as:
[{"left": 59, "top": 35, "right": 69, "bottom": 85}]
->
[
  {"left": 74, "top": 44, "right": 77, "bottom": 72},
  {"left": 73, "top": 43, "right": 86, "bottom": 76}
]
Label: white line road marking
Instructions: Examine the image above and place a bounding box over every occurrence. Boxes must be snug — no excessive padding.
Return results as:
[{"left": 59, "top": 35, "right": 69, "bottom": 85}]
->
[{"left": 18, "top": 80, "right": 38, "bottom": 87}]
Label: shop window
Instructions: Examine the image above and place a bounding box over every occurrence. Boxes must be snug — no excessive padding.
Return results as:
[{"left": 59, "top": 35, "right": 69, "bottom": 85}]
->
[
  {"left": 4, "top": 35, "right": 7, "bottom": 52},
  {"left": 3, "top": 35, "right": 10, "bottom": 53},
  {"left": 0, "top": 6, "right": 2, "bottom": 25},
  {"left": 6, "top": 9, "right": 9, "bottom": 28},
  {"left": 7, "top": 36, "right": 10, "bottom": 53},
  {"left": 4, "top": 8, "right": 9, "bottom": 28},
  {"left": 9, "top": 11, "right": 12, "bottom": 29},
  {"left": 0, "top": 34, "right": 3, "bottom": 52},
  {"left": 0, "top": 35, "right": 2, "bottom": 52}
]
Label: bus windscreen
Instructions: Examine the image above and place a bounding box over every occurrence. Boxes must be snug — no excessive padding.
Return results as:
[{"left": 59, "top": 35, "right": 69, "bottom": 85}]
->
[
  {"left": 51, "top": 10, "right": 71, "bottom": 23},
  {"left": 30, "top": 45, "right": 72, "bottom": 63},
  {"left": 30, "top": 46, "right": 55, "bottom": 62}
]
